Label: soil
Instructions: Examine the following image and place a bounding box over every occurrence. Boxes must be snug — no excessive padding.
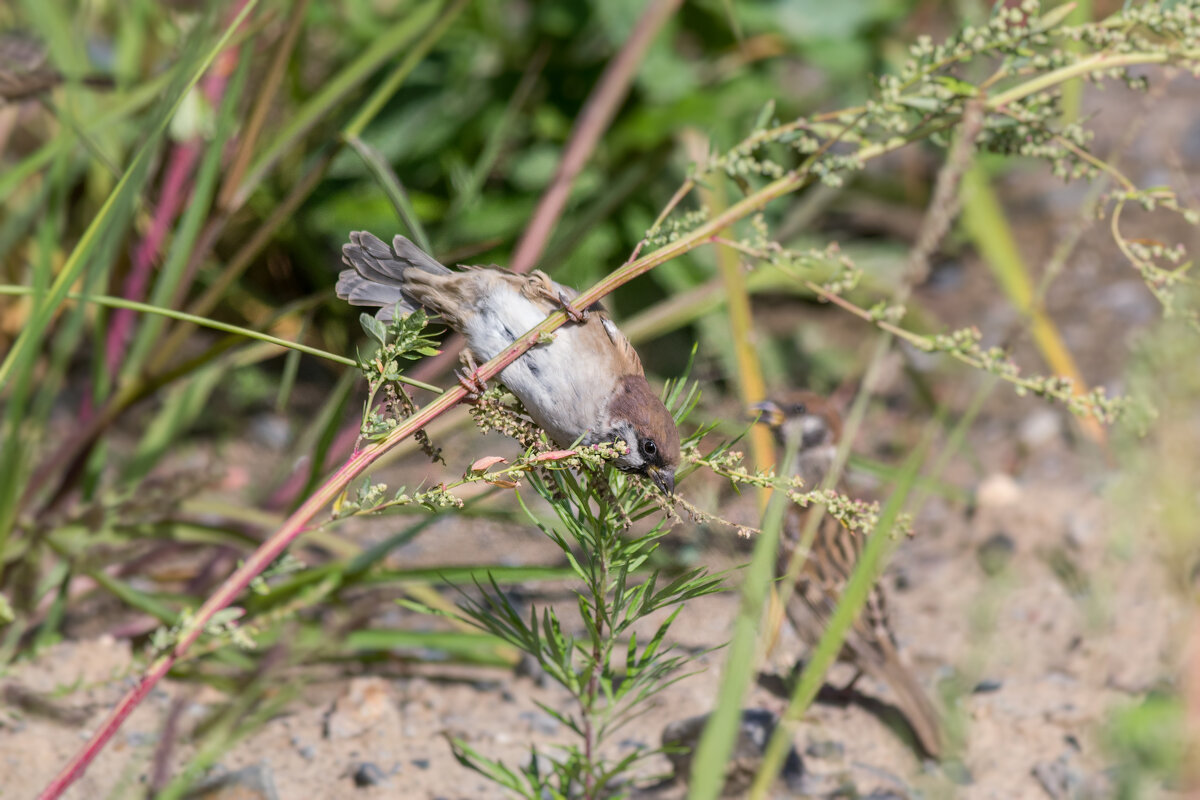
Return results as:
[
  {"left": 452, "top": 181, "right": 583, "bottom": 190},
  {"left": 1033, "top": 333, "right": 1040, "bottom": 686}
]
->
[{"left": 3, "top": 76, "right": 1198, "bottom": 799}]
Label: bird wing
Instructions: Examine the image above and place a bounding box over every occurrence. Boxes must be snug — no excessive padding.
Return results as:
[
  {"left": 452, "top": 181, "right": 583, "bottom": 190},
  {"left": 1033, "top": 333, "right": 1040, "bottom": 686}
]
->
[{"left": 501, "top": 268, "right": 645, "bottom": 377}]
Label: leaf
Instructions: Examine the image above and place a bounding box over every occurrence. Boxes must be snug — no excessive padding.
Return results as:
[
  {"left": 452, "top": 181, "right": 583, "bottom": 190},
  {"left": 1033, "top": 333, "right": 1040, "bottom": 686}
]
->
[
  {"left": 470, "top": 456, "right": 508, "bottom": 472},
  {"left": 934, "top": 76, "right": 979, "bottom": 97},
  {"left": 359, "top": 312, "right": 388, "bottom": 345},
  {"left": 529, "top": 449, "right": 578, "bottom": 462},
  {"left": 752, "top": 99, "right": 775, "bottom": 132}
]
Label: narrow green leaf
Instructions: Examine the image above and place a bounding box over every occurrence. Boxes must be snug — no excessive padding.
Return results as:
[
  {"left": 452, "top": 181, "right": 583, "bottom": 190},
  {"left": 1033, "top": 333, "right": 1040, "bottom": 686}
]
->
[
  {"left": 687, "top": 435, "right": 799, "bottom": 800},
  {"left": 346, "top": 134, "right": 433, "bottom": 253}
]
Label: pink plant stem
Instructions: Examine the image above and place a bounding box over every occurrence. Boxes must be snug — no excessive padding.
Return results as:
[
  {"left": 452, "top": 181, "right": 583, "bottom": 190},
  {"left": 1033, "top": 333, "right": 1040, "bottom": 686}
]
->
[
  {"left": 104, "top": 142, "right": 200, "bottom": 377},
  {"left": 509, "top": 0, "right": 684, "bottom": 274},
  {"left": 102, "top": 10, "right": 243, "bottom": 380},
  {"left": 265, "top": 421, "right": 359, "bottom": 510}
]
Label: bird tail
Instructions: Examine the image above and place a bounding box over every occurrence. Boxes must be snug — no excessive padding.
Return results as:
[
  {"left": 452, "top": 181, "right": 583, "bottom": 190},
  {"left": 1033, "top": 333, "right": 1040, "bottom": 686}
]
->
[
  {"left": 862, "top": 636, "right": 944, "bottom": 759},
  {"left": 337, "top": 231, "right": 450, "bottom": 322}
]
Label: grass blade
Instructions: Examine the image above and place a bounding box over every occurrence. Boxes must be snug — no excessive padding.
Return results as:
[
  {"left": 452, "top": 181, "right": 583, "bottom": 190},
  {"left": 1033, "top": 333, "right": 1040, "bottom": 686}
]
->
[
  {"left": 0, "top": 1, "right": 258, "bottom": 391},
  {"left": 686, "top": 438, "right": 799, "bottom": 799},
  {"left": 345, "top": 134, "right": 433, "bottom": 252}
]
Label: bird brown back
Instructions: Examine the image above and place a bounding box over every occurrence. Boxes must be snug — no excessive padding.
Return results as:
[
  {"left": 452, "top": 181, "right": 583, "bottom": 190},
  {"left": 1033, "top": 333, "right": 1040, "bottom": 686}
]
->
[{"left": 760, "top": 391, "right": 943, "bottom": 758}]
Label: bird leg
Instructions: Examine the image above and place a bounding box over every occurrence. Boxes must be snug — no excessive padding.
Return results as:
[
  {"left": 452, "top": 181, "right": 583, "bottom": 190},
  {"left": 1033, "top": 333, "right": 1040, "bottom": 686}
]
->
[{"left": 456, "top": 351, "right": 488, "bottom": 397}]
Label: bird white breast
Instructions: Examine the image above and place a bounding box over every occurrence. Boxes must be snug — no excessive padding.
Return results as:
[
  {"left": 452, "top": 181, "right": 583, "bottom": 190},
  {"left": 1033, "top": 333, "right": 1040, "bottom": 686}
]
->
[{"left": 462, "top": 289, "right": 609, "bottom": 447}]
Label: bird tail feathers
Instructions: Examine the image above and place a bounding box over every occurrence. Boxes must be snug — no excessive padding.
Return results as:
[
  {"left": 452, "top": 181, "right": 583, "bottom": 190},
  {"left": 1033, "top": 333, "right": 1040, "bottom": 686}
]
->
[
  {"left": 862, "top": 637, "right": 944, "bottom": 759},
  {"left": 337, "top": 231, "right": 449, "bottom": 322}
]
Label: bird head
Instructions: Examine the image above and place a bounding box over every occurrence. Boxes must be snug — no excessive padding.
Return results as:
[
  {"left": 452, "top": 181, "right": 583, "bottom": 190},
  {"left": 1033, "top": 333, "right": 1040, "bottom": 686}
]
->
[
  {"left": 604, "top": 375, "right": 680, "bottom": 495},
  {"left": 751, "top": 390, "right": 841, "bottom": 451}
]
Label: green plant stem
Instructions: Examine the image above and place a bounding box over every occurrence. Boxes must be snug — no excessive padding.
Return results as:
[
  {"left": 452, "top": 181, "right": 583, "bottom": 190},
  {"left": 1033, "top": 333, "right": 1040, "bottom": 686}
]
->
[
  {"left": 583, "top": 529, "right": 611, "bottom": 798},
  {"left": 0, "top": 286, "right": 445, "bottom": 391},
  {"left": 687, "top": 438, "right": 798, "bottom": 798}
]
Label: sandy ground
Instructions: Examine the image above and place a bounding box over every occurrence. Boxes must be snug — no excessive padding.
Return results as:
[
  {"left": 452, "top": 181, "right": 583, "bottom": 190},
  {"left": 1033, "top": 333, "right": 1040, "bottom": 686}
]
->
[{"left": 4, "top": 77, "right": 1199, "bottom": 799}]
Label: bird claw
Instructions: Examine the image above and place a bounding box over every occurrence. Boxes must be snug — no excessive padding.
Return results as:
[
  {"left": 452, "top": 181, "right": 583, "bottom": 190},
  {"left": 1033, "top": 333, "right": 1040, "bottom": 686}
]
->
[
  {"left": 541, "top": 287, "right": 587, "bottom": 323},
  {"left": 456, "top": 368, "right": 487, "bottom": 397},
  {"left": 558, "top": 294, "right": 588, "bottom": 324},
  {"left": 457, "top": 352, "right": 488, "bottom": 397}
]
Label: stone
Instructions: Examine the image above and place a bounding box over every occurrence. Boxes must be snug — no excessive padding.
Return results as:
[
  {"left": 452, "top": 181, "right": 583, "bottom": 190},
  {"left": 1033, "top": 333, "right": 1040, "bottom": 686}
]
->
[
  {"left": 189, "top": 763, "right": 279, "bottom": 800},
  {"left": 324, "top": 677, "right": 395, "bottom": 740},
  {"left": 977, "top": 531, "right": 1016, "bottom": 576},
  {"left": 350, "top": 762, "right": 390, "bottom": 788},
  {"left": 661, "top": 708, "right": 804, "bottom": 796}
]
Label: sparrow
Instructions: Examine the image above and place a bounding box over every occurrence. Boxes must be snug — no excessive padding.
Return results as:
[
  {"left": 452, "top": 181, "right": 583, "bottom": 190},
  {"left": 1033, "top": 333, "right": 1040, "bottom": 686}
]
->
[
  {"left": 337, "top": 231, "right": 680, "bottom": 494},
  {"left": 754, "top": 391, "right": 943, "bottom": 758}
]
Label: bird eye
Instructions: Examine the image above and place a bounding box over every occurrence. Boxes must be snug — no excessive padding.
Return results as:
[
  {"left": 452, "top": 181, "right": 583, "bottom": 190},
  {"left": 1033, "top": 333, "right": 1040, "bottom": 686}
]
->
[
  {"left": 641, "top": 439, "right": 657, "bottom": 457},
  {"left": 791, "top": 403, "right": 807, "bottom": 415}
]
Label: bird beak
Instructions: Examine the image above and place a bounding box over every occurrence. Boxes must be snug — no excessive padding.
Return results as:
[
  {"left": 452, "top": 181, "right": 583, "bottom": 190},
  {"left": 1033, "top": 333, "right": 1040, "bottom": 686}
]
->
[
  {"left": 647, "top": 466, "right": 675, "bottom": 496},
  {"left": 750, "top": 400, "right": 784, "bottom": 428}
]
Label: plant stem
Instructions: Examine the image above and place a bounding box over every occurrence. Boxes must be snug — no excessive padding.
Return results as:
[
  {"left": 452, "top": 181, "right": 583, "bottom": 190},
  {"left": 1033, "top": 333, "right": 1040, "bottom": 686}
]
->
[
  {"left": 582, "top": 518, "right": 612, "bottom": 798},
  {"left": 509, "top": 0, "right": 684, "bottom": 273}
]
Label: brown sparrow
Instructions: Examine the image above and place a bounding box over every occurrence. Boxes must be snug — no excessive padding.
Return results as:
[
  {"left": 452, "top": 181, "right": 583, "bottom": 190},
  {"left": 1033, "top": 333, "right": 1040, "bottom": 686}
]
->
[
  {"left": 337, "top": 232, "right": 680, "bottom": 493},
  {"left": 754, "top": 391, "right": 943, "bottom": 757}
]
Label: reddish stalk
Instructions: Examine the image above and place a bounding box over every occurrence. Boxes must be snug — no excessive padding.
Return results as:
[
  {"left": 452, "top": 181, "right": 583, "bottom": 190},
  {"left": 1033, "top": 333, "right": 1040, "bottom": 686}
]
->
[
  {"left": 103, "top": 143, "right": 199, "bottom": 377},
  {"left": 509, "top": 0, "right": 683, "bottom": 273},
  {"left": 102, "top": 3, "right": 246, "bottom": 379}
]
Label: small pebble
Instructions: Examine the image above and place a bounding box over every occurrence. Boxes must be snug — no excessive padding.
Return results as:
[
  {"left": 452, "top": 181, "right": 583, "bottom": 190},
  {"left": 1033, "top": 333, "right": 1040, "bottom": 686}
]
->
[
  {"left": 976, "top": 473, "right": 1022, "bottom": 511},
  {"left": 977, "top": 532, "right": 1016, "bottom": 576},
  {"left": 972, "top": 679, "right": 1003, "bottom": 694},
  {"left": 805, "top": 739, "right": 844, "bottom": 759},
  {"left": 351, "top": 762, "right": 389, "bottom": 789},
  {"left": 518, "top": 710, "right": 560, "bottom": 735}
]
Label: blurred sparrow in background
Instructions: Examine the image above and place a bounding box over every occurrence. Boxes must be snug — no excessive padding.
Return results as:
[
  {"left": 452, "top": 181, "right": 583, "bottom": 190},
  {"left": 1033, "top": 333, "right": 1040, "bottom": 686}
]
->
[
  {"left": 755, "top": 391, "right": 943, "bottom": 757},
  {"left": 337, "top": 232, "right": 680, "bottom": 493}
]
